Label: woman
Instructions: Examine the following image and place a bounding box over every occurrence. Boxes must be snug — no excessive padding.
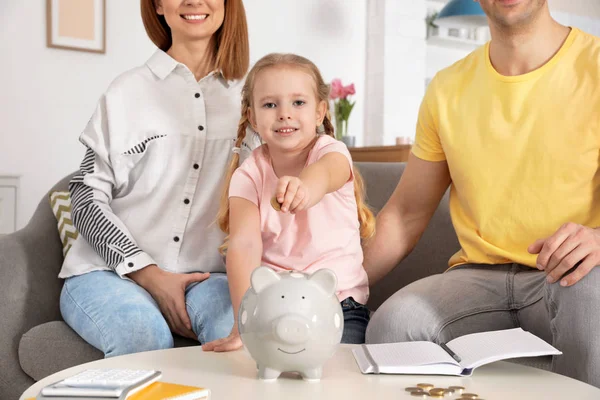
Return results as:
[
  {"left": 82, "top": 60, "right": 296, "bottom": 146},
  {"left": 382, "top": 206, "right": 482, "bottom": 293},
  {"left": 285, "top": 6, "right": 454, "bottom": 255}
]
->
[{"left": 59, "top": 0, "right": 252, "bottom": 357}]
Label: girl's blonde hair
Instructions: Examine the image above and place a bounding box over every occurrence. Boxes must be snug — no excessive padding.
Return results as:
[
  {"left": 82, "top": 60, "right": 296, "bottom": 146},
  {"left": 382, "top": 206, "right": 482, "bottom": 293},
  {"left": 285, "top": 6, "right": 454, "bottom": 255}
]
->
[
  {"left": 140, "top": 0, "right": 249, "bottom": 80},
  {"left": 217, "top": 53, "right": 375, "bottom": 253}
]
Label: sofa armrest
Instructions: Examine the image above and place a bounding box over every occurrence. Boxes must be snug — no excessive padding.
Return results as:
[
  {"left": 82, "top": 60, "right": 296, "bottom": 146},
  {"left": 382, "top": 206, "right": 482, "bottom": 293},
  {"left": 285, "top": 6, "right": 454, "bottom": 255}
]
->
[{"left": 0, "top": 195, "right": 64, "bottom": 399}]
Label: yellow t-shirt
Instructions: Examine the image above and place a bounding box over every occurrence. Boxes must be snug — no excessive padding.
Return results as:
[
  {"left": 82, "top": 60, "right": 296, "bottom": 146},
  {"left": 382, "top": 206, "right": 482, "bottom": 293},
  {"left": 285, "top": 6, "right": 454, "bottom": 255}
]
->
[{"left": 413, "top": 28, "right": 600, "bottom": 268}]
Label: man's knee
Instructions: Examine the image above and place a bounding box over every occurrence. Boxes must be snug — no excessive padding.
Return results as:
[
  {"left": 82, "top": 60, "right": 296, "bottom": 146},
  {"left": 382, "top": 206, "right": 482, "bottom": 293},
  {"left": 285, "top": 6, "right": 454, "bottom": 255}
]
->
[{"left": 366, "top": 289, "right": 441, "bottom": 344}]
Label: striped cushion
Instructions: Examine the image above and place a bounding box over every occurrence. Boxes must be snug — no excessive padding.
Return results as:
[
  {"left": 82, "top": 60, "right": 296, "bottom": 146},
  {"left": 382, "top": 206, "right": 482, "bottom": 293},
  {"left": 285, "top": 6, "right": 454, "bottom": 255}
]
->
[{"left": 49, "top": 191, "right": 79, "bottom": 256}]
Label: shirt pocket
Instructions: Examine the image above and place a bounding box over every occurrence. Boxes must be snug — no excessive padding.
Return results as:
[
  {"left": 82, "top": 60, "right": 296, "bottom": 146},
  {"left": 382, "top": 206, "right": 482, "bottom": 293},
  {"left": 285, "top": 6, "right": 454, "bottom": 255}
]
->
[
  {"left": 112, "top": 134, "right": 169, "bottom": 193},
  {"left": 122, "top": 134, "right": 167, "bottom": 155},
  {"left": 205, "top": 108, "right": 239, "bottom": 141}
]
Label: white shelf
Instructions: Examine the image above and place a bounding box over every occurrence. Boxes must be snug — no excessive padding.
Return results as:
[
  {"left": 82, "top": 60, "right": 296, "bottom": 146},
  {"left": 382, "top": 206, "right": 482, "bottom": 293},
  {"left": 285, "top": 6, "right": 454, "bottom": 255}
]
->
[{"left": 427, "top": 35, "right": 484, "bottom": 51}]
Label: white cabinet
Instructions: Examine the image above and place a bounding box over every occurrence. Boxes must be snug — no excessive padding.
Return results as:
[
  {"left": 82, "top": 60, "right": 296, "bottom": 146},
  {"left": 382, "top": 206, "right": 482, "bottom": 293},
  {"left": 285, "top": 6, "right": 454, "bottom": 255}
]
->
[{"left": 0, "top": 176, "right": 19, "bottom": 234}]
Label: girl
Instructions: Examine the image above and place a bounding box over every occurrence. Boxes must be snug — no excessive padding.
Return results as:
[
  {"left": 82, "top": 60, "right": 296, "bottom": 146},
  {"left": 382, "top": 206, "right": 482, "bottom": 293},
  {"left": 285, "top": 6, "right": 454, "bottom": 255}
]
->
[
  {"left": 203, "top": 53, "right": 375, "bottom": 352},
  {"left": 60, "top": 0, "right": 254, "bottom": 357}
]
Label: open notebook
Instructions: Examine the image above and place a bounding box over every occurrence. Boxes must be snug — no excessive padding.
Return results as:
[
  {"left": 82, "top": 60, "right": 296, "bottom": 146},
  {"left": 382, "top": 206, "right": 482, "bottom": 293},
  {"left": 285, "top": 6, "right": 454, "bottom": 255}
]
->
[{"left": 353, "top": 328, "right": 561, "bottom": 376}]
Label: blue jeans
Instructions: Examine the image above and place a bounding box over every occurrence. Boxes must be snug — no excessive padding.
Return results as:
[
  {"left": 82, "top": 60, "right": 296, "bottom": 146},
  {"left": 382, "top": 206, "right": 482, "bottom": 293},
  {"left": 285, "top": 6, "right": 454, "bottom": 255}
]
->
[
  {"left": 60, "top": 270, "right": 233, "bottom": 357},
  {"left": 340, "top": 297, "right": 370, "bottom": 344}
]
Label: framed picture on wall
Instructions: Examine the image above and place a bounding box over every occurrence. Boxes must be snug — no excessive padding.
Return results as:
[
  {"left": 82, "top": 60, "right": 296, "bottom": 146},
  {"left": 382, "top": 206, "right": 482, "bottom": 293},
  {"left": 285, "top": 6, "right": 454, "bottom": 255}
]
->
[{"left": 46, "top": 0, "right": 106, "bottom": 53}]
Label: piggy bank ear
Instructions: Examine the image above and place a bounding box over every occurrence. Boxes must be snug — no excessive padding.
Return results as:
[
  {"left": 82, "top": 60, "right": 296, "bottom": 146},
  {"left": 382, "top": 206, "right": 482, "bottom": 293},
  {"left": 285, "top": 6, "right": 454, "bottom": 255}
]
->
[
  {"left": 251, "top": 266, "right": 281, "bottom": 293},
  {"left": 309, "top": 269, "right": 337, "bottom": 296}
]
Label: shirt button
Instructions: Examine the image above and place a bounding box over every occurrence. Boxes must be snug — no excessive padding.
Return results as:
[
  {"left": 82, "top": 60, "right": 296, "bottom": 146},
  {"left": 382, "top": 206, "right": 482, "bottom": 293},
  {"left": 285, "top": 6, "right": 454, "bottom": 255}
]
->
[
  {"left": 128, "top": 262, "right": 134, "bottom": 268},
  {"left": 184, "top": 199, "right": 190, "bottom": 205},
  {"left": 198, "top": 125, "right": 204, "bottom": 131},
  {"left": 195, "top": 93, "right": 200, "bottom": 98},
  {"left": 174, "top": 236, "right": 180, "bottom": 242},
  {"left": 193, "top": 163, "right": 199, "bottom": 169}
]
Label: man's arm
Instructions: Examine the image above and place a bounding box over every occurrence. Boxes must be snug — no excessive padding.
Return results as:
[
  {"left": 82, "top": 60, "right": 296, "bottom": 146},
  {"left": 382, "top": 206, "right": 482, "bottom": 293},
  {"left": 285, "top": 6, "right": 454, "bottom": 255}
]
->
[{"left": 364, "top": 153, "right": 451, "bottom": 286}]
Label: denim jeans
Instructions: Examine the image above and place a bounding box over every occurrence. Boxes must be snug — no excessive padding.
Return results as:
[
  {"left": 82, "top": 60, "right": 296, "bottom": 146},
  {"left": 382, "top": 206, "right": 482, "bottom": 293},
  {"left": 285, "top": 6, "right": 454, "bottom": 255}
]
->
[
  {"left": 366, "top": 264, "right": 600, "bottom": 388},
  {"left": 340, "top": 297, "right": 370, "bottom": 344},
  {"left": 60, "top": 270, "right": 233, "bottom": 357}
]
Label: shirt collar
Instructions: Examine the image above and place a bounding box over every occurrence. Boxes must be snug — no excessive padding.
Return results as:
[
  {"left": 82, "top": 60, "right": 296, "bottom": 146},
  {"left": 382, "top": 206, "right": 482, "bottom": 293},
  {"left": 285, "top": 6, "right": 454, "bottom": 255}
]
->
[
  {"left": 146, "top": 49, "right": 178, "bottom": 80},
  {"left": 146, "top": 48, "right": 233, "bottom": 86}
]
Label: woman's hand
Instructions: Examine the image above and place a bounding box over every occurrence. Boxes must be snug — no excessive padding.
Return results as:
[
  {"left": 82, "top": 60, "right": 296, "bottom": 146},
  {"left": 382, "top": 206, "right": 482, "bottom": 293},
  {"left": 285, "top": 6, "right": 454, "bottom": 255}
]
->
[
  {"left": 202, "top": 327, "right": 243, "bottom": 352},
  {"left": 275, "top": 176, "right": 312, "bottom": 213},
  {"left": 129, "top": 265, "right": 210, "bottom": 340}
]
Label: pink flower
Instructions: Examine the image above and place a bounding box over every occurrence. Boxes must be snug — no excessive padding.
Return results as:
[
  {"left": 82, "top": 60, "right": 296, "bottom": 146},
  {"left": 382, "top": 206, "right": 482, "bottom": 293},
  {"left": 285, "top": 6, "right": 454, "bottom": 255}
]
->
[
  {"left": 330, "top": 79, "right": 343, "bottom": 100},
  {"left": 330, "top": 79, "right": 356, "bottom": 99},
  {"left": 343, "top": 83, "right": 355, "bottom": 97}
]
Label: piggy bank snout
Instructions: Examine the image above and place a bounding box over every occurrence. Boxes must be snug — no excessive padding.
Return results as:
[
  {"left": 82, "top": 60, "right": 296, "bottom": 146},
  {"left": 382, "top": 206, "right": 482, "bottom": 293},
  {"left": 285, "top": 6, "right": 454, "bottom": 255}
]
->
[{"left": 274, "top": 315, "right": 310, "bottom": 345}]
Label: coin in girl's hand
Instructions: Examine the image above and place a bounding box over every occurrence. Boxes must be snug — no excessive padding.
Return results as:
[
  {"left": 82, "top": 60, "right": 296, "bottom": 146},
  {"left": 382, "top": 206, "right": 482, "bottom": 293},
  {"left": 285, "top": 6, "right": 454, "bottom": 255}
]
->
[{"left": 270, "top": 196, "right": 282, "bottom": 211}]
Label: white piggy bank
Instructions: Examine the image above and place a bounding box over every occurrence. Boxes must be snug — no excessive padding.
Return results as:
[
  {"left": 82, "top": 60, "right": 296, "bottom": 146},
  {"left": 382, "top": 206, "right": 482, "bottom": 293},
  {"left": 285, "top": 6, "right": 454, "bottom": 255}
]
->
[{"left": 238, "top": 266, "right": 344, "bottom": 381}]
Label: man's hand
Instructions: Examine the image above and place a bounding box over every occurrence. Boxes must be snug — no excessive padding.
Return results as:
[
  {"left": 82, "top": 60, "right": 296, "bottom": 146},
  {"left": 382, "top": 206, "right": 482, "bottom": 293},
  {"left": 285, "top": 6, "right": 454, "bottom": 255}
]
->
[
  {"left": 129, "top": 265, "right": 210, "bottom": 339},
  {"left": 202, "top": 328, "right": 243, "bottom": 352},
  {"left": 275, "top": 176, "right": 312, "bottom": 213},
  {"left": 528, "top": 223, "right": 600, "bottom": 287}
]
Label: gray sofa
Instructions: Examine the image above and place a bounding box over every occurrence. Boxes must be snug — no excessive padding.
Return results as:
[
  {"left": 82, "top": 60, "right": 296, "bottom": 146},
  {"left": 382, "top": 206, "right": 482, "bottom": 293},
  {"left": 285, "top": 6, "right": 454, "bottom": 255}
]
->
[{"left": 0, "top": 162, "right": 550, "bottom": 399}]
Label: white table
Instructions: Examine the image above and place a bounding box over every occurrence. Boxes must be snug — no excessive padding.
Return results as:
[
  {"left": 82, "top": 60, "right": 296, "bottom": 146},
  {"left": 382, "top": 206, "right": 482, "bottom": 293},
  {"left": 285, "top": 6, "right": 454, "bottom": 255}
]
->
[{"left": 21, "top": 345, "right": 600, "bottom": 400}]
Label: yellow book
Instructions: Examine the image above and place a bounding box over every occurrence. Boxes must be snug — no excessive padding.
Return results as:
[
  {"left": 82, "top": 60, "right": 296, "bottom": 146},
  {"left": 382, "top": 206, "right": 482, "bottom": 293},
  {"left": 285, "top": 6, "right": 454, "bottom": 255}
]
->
[{"left": 129, "top": 382, "right": 209, "bottom": 400}]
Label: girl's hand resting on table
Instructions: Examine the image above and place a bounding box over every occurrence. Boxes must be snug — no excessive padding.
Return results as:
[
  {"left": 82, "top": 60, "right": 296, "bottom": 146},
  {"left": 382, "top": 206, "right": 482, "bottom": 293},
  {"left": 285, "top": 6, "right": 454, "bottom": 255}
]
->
[{"left": 202, "top": 328, "right": 243, "bottom": 352}]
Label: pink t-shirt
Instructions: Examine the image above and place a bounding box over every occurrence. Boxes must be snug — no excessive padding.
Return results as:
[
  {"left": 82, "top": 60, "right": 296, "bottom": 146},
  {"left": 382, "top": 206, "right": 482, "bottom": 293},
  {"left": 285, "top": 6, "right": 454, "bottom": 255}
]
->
[{"left": 229, "top": 135, "right": 369, "bottom": 304}]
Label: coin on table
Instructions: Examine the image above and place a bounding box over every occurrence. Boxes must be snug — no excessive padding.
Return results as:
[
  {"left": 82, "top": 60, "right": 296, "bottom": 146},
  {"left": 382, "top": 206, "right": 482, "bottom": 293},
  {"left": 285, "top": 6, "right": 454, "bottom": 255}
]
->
[
  {"left": 448, "top": 386, "right": 465, "bottom": 394},
  {"left": 417, "top": 383, "right": 434, "bottom": 390},
  {"left": 270, "top": 196, "right": 282, "bottom": 211},
  {"left": 405, "top": 387, "right": 423, "bottom": 392},
  {"left": 410, "top": 391, "right": 428, "bottom": 398},
  {"left": 461, "top": 394, "right": 479, "bottom": 399},
  {"left": 429, "top": 388, "right": 446, "bottom": 396}
]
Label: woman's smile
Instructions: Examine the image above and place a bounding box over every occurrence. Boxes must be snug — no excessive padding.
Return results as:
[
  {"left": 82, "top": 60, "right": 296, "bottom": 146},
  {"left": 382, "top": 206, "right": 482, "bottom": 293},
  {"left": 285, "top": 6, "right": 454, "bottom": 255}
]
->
[{"left": 181, "top": 14, "right": 208, "bottom": 23}]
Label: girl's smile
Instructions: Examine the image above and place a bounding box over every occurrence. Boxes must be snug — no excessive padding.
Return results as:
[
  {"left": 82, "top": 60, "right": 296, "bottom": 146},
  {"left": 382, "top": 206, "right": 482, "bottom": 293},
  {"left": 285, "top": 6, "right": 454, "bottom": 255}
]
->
[{"left": 274, "top": 126, "right": 299, "bottom": 137}]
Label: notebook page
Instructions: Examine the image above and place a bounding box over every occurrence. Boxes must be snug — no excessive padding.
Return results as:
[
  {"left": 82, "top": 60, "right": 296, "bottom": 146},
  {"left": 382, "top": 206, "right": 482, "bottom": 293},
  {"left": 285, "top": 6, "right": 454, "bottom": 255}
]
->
[
  {"left": 447, "top": 328, "right": 561, "bottom": 369},
  {"left": 365, "top": 341, "right": 459, "bottom": 368}
]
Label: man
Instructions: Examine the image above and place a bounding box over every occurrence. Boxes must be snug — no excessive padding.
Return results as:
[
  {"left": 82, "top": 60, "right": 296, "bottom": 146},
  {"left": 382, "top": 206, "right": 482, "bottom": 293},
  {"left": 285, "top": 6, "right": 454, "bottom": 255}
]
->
[{"left": 364, "top": 0, "right": 600, "bottom": 387}]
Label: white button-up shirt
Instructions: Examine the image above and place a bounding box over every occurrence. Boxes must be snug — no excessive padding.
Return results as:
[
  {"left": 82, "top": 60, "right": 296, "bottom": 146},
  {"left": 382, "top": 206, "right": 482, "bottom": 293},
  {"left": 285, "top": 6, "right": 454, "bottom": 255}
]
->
[{"left": 59, "top": 49, "right": 256, "bottom": 279}]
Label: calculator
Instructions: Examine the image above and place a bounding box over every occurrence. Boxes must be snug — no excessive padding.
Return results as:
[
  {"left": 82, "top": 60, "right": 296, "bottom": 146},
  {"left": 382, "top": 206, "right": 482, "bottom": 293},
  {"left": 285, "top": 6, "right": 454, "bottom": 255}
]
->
[{"left": 38, "top": 369, "right": 162, "bottom": 399}]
